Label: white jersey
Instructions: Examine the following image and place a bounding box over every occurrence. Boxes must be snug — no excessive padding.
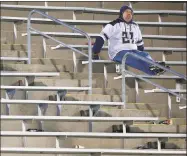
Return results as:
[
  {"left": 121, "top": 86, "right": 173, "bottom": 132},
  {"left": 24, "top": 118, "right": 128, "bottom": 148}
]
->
[{"left": 99, "top": 18, "right": 144, "bottom": 60}]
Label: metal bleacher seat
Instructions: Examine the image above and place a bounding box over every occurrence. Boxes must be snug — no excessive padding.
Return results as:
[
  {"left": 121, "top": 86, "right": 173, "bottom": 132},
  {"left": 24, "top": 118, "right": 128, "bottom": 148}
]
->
[{"left": 1, "top": 147, "right": 185, "bottom": 155}]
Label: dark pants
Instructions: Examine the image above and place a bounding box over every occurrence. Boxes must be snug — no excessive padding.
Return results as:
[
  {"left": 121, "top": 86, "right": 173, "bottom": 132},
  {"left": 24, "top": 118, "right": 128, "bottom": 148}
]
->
[{"left": 113, "top": 50, "right": 156, "bottom": 75}]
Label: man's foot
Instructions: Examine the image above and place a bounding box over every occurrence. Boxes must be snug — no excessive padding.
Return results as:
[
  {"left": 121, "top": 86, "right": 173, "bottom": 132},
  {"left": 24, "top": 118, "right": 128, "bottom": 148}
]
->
[
  {"left": 92, "top": 54, "right": 100, "bottom": 60},
  {"left": 149, "top": 61, "right": 170, "bottom": 75}
]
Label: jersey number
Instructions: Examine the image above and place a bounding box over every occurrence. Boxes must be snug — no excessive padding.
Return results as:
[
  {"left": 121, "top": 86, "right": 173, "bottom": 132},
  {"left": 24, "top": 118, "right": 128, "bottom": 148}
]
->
[{"left": 122, "top": 32, "right": 134, "bottom": 44}]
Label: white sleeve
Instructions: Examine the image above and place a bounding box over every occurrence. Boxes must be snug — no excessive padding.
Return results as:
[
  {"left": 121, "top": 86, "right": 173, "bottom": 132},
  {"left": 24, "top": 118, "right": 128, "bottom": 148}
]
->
[
  {"left": 99, "top": 24, "right": 115, "bottom": 41},
  {"left": 136, "top": 25, "right": 144, "bottom": 46}
]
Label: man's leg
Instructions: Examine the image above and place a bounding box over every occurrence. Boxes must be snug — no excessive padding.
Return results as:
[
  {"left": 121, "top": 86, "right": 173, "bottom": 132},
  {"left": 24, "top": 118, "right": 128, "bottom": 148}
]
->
[{"left": 113, "top": 50, "right": 157, "bottom": 75}]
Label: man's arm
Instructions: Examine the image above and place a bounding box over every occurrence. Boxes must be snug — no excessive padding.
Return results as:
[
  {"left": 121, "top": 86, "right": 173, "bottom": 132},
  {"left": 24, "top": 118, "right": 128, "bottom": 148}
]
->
[
  {"left": 92, "top": 24, "right": 114, "bottom": 59},
  {"left": 92, "top": 36, "right": 105, "bottom": 59}
]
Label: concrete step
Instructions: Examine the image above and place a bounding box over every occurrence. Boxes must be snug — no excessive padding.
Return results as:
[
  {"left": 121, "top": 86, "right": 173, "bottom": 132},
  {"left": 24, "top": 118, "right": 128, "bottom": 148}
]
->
[
  {"left": 130, "top": 124, "right": 186, "bottom": 133},
  {"left": 137, "top": 89, "right": 186, "bottom": 105},
  {"left": 134, "top": 118, "right": 186, "bottom": 126},
  {"left": 171, "top": 118, "right": 187, "bottom": 125},
  {"left": 0, "top": 48, "right": 110, "bottom": 60},
  {"left": 1, "top": 118, "right": 186, "bottom": 133},
  {"left": 1, "top": 136, "right": 56, "bottom": 148},
  {"left": 1, "top": 1, "right": 184, "bottom": 11},
  {"left": 1, "top": 20, "right": 186, "bottom": 39},
  {"left": 1, "top": 98, "right": 185, "bottom": 118},
  {"left": 31, "top": 58, "right": 186, "bottom": 75},
  {"left": 1, "top": 62, "right": 116, "bottom": 74},
  {"left": 1, "top": 9, "right": 73, "bottom": 19},
  {"left": 0, "top": 73, "right": 185, "bottom": 105},
  {"left": 125, "top": 103, "right": 186, "bottom": 118},
  {"left": 1, "top": 70, "right": 183, "bottom": 90},
  {"left": 1, "top": 136, "right": 186, "bottom": 150},
  {"left": 58, "top": 137, "right": 186, "bottom": 149},
  {"left": 131, "top": 2, "right": 184, "bottom": 10},
  {"left": 1, "top": 120, "right": 22, "bottom": 131},
  {"left": 33, "top": 78, "right": 97, "bottom": 87},
  {"left": 4, "top": 87, "right": 178, "bottom": 104},
  {"left": 33, "top": 76, "right": 177, "bottom": 90},
  {"left": 0, "top": 76, "right": 124, "bottom": 94},
  {"left": 38, "top": 71, "right": 186, "bottom": 89},
  {"left": 1, "top": 59, "right": 186, "bottom": 76},
  {"left": 32, "top": 77, "right": 135, "bottom": 91},
  {"left": 1, "top": 30, "right": 186, "bottom": 48},
  {"left": 6, "top": 103, "right": 158, "bottom": 117},
  {"left": 1, "top": 43, "right": 186, "bottom": 61},
  {"left": 2, "top": 85, "right": 183, "bottom": 105},
  {"left": 0, "top": 31, "right": 94, "bottom": 46},
  {"left": 1, "top": 22, "right": 101, "bottom": 33}
]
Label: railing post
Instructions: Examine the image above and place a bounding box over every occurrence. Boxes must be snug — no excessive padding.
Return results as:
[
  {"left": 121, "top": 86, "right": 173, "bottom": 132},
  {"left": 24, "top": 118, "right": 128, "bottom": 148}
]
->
[
  {"left": 27, "top": 13, "right": 31, "bottom": 64},
  {"left": 122, "top": 56, "right": 128, "bottom": 108},
  {"left": 87, "top": 37, "right": 93, "bottom": 132},
  {"left": 88, "top": 38, "right": 92, "bottom": 94}
]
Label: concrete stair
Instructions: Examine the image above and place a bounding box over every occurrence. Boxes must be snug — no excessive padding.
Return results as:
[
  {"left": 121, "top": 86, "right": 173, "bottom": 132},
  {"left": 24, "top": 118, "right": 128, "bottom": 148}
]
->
[
  {"left": 1, "top": 119, "right": 186, "bottom": 133},
  {"left": 1, "top": 136, "right": 186, "bottom": 149},
  {"left": 1, "top": 43, "right": 186, "bottom": 61}
]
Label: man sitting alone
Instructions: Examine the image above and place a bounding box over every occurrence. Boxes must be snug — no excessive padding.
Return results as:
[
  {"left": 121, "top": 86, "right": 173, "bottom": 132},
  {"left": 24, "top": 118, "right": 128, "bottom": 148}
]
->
[{"left": 92, "top": 5, "right": 169, "bottom": 75}]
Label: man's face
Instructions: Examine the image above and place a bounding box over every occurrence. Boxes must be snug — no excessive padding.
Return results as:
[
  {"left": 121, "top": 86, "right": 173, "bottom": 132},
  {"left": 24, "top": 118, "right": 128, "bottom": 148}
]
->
[{"left": 122, "top": 9, "right": 133, "bottom": 22}]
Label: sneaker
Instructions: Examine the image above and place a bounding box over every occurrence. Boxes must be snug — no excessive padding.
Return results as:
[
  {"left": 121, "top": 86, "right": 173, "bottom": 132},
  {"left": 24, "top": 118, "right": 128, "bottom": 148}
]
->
[{"left": 149, "top": 62, "right": 170, "bottom": 75}]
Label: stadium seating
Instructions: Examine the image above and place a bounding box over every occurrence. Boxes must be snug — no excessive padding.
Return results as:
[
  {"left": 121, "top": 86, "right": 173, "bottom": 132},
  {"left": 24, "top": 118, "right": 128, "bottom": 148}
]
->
[{"left": 1, "top": 1, "right": 186, "bottom": 156}]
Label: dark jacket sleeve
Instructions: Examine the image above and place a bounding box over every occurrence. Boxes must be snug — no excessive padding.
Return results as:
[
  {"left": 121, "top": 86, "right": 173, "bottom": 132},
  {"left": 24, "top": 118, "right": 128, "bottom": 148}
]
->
[{"left": 92, "top": 36, "right": 105, "bottom": 54}]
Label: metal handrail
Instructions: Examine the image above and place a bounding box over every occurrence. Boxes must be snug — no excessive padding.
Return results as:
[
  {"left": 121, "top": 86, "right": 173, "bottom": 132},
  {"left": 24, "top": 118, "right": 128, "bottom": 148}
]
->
[
  {"left": 27, "top": 10, "right": 92, "bottom": 94},
  {"left": 121, "top": 52, "right": 187, "bottom": 108}
]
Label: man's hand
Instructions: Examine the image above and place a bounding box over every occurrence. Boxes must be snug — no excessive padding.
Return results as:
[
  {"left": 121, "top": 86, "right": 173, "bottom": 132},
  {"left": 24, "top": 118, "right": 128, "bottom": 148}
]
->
[{"left": 92, "top": 53, "right": 100, "bottom": 60}]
